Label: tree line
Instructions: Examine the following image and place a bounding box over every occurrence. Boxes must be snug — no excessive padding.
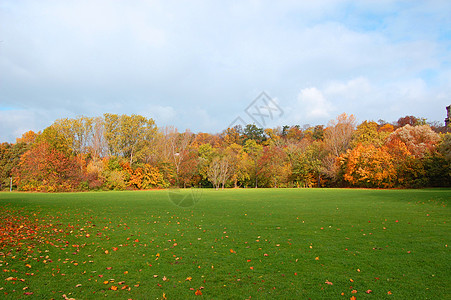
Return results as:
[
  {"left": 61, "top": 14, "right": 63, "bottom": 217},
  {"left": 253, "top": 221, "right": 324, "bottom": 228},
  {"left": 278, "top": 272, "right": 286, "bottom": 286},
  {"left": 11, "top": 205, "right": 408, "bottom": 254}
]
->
[{"left": 1, "top": 113, "right": 450, "bottom": 192}]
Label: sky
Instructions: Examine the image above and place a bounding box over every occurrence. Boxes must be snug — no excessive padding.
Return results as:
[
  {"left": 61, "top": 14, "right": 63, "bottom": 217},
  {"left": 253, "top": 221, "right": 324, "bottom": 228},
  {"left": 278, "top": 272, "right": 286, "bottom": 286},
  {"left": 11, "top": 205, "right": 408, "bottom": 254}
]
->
[{"left": 1, "top": 0, "right": 451, "bottom": 142}]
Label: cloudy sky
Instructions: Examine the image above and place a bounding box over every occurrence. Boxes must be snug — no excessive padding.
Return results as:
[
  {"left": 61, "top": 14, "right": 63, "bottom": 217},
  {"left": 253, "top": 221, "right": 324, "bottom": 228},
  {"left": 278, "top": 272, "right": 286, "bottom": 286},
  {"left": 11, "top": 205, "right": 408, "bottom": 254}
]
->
[{"left": 1, "top": 0, "right": 450, "bottom": 142}]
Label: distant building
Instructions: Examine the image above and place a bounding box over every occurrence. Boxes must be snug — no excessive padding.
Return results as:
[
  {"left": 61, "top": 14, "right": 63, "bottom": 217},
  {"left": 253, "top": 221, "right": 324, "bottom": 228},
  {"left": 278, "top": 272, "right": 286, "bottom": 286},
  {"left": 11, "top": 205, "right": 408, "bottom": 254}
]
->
[{"left": 446, "top": 105, "right": 451, "bottom": 127}]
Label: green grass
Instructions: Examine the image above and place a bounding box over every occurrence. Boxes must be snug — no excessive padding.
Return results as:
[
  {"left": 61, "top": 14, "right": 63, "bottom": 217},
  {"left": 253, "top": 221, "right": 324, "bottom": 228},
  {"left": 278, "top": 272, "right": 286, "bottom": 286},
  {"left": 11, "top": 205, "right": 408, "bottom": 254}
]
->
[{"left": 0, "top": 189, "right": 450, "bottom": 299}]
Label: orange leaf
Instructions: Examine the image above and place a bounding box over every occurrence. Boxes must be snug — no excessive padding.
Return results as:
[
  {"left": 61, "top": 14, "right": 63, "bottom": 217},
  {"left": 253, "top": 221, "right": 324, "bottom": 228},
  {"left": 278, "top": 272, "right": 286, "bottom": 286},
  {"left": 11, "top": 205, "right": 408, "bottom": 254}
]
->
[
  {"left": 110, "top": 286, "right": 118, "bottom": 291},
  {"left": 195, "top": 289, "right": 202, "bottom": 295},
  {"left": 186, "top": 277, "right": 192, "bottom": 281},
  {"left": 350, "top": 296, "right": 356, "bottom": 300}
]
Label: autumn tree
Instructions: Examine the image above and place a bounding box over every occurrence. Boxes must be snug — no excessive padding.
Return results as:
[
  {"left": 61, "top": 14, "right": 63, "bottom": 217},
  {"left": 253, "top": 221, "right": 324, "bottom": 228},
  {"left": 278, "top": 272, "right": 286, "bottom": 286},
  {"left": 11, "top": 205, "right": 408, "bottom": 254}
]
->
[
  {"left": 258, "top": 144, "right": 289, "bottom": 187},
  {"left": 171, "top": 130, "right": 194, "bottom": 187},
  {"left": 243, "top": 124, "right": 266, "bottom": 143},
  {"left": 339, "top": 144, "right": 396, "bottom": 188},
  {"left": 14, "top": 142, "right": 83, "bottom": 192},
  {"left": 322, "top": 113, "right": 356, "bottom": 182},
  {"left": 104, "top": 114, "right": 157, "bottom": 166},
  {"left": 221, "top": 127, "right": 243, "bottom": 146},
  {"left": 15, "top": 130, "right": 37, "bottom": 145},
  {"left": 207, "top": 156, "right": 221, "bottom": 189},
  {"left": 223, "top": 143, "right": 249, "bottom": 188},
  {"left": 386, "top": 124, "right": 441, "bottom": 158},
  {"left": 351, "top": 120, "right": 389, "bottom": 147},
  {"left": 243, "top": 139, "right": 263, "bottom": 187}
]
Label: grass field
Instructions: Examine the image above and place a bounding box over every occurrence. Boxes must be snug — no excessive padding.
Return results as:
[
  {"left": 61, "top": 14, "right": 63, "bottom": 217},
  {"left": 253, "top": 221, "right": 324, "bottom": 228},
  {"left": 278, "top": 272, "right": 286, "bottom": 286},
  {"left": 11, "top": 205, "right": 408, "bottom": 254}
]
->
[{"left": 0, "top": 189, "right": 450, "bottom": 299}]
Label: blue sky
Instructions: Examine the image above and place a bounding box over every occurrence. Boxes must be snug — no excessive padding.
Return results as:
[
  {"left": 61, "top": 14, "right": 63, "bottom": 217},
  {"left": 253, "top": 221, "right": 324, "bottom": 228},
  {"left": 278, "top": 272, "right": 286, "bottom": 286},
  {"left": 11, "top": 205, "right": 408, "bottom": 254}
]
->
[{"left": 1, "top": 0, "right": 450, "bottom": 142}]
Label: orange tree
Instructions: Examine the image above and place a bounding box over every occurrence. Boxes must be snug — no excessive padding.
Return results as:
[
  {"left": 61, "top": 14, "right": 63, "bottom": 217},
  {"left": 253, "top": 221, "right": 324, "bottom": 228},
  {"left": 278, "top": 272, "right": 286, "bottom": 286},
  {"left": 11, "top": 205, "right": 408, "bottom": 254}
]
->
[
  {"left": 14, "top": 141, "right": 83, "bottom": 192},
  {"left": 339, "top": 143, "right": 396, "bottom": 188}
]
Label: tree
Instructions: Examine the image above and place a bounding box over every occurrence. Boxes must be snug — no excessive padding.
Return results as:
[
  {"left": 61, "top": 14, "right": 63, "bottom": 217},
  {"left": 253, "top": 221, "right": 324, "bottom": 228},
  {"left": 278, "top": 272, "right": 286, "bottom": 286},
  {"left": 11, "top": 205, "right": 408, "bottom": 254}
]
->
[
  {"left": 243, "top": 139, "right": 263, "bottom": 187},
  {"left": 207, "top": 156, "right": 221, "bottom": 189},
  {"left": 396, "top": 115, "right": 418, "bottom": 127},
  {"left": 91, "top": 116, "right": 108, "bottom": 158},
  {"left": 291, "top": 142, "right": 323, "bottom": 188},
  {"left": 166, "top": 128, "right": 194, "bottom": 186},
  {"left": 14, "top": 142, "right": 83, "bottom": 192},
  {"left": 224, "top": 143, "right": 248, "bottom": 188},
  {"left": 16, "top": 130, "right": 37, "bottom": 145},
  {"left": 103, "top": 114, "right": 157, "bottom": 166},
  {"left": 179, "top": 149, "right": 200, "bottom": 188},
  {"left": 384, "top": 138, "right": 426, "bottom": 187},
  {"left": 386, "top": 124, "right": 441, "bottom": 158},
  {"left": 243, "top": 124, "right": 266, "bottom": 143},
  {"left": 324, "top": 113, "right": 356, "bottom": 157},
  {"left": 351, "top": 120, "right": 390, "bottom": 147},
  {"left": 36, "top": 125, "right": 72, "bottom": 156},
  {"left": 322, "top": 113, "right": 356, "bottom": 182},
  {"left": 339, "top": 144, "right": 396, "bottom": 188},
  {"left": 221, "top": 127, "right": 243, "bottom": 146},
  {"left": 258, "top": 144, "right": 289, "bottom": 187}
]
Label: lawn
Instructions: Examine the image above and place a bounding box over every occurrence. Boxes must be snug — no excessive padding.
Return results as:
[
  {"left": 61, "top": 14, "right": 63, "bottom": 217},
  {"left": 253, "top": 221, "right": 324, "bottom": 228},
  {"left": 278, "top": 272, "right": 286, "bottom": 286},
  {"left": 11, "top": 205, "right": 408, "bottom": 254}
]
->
[{"left": 0, "top": 189, "right": 450, "bottom": 299}]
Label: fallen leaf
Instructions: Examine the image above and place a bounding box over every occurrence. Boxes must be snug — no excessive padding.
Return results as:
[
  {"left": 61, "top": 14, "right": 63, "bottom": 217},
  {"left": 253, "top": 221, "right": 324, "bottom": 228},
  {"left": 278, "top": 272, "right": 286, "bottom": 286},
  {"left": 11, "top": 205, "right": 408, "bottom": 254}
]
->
[
  {"left": 315, "top": 257, "right": 319, "bottom": 260},
  {"left": 366, "top": 290, "right": 372, "bottom": 294},
  {"left": 186, "top": 277, "right": 192, "bottom": 281},
  {"left": 75, "top": 284, "right": 82, "bottom": 287},
  {"left": 195, "top": 289, "right": 202, "bottom": 295},
  {"left": 325, "top": 280, "right": 333, "bottom": 285},
  {"left": 110, "top": 286, "right": 118, "bottom": 291}
]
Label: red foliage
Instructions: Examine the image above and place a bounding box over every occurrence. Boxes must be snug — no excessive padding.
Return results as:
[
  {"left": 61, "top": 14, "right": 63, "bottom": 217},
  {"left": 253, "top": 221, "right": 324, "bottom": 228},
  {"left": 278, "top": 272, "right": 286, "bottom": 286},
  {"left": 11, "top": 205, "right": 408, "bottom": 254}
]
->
[{"left": 14, "top": 142, "right": 83, "bottom": 192}]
